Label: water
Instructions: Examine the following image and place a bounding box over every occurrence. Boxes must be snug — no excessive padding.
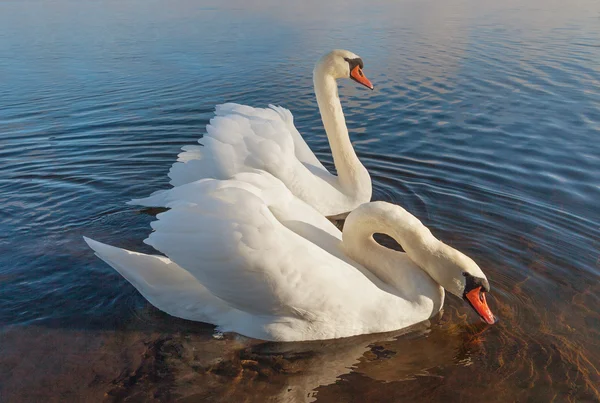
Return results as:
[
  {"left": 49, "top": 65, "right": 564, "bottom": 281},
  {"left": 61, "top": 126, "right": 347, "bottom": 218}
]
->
[{"left": 1, "top": 0, "right": 599, "bottom": 401}]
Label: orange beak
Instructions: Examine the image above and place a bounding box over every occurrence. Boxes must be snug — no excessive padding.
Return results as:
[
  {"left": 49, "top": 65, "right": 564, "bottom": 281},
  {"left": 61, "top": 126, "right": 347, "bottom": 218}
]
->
[
  {"left": 350, "top": 65, "right": 374, "bottom": 90},
  {"left": 465, "top": 286, "right": 496, "bottom": 324}
]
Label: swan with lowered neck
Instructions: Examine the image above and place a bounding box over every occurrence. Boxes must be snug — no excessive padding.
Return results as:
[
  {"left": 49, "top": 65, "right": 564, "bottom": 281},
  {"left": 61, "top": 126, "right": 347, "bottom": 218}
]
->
[
  {"left": 134, "top": 50, "right": 374, "bottom": 218},
  {"left": 86, "top": 171, "right": 496, "bottom": 342}
]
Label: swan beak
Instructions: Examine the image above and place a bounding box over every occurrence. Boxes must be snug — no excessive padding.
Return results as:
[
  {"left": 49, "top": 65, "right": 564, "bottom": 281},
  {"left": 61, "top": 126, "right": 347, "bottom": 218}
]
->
[
  {"left": 350, "top": 65, "right": 374, "bottom": 90},
  {"left": 465, "top": 286, "right": 496, "bottom": 325}
]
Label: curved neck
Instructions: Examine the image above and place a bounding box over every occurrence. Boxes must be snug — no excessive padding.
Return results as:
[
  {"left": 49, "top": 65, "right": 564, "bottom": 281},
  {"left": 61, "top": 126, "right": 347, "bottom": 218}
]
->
[
  {"left": 341, "top": 203, "right": 443, "bottom": 291},
  {"left": 313, "top": 65, "right": 371, "bottom": 199}
]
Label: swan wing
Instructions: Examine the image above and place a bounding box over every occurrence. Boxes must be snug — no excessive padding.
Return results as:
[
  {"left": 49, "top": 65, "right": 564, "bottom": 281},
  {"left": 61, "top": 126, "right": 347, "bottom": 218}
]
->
[
  {"left": 214, "top": 103, "right": 327, "bottom": 171},
  {"left": 142, "top": 178, "right": 362, "bottom": 319},
  {"left": 168, "top": 103, "right": 329, "bottom": 187},
  {"left": 130, "top": 170, "right": 341, "bottom": 240}
]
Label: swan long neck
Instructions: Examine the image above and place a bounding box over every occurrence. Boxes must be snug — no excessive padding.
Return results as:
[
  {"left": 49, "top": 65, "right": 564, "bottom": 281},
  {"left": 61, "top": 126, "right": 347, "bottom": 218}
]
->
[
  {"left": 313, "top": 64, "right": 371, "bottom": 200},
  {"left": 341, "top": 202, "right": 442, "bottom": 288}
]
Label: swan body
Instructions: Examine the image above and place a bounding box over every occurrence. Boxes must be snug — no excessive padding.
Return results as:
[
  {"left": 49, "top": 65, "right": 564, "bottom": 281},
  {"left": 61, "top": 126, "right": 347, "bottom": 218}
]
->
[
  {"left": 86, "top": 172, "right": 494, "bottom": 342},
  {"left": 137, "top": 50, "right": 375, "bottom": 218}
]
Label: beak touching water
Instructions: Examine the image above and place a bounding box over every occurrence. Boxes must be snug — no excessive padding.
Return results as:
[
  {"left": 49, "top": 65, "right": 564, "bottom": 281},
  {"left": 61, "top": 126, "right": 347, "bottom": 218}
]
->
[
  {"left": 464, "top": 286, "right": 496, "bottom": 324},
  {"left": 350, "top": 65, "right": 374, "bottom": 90}
]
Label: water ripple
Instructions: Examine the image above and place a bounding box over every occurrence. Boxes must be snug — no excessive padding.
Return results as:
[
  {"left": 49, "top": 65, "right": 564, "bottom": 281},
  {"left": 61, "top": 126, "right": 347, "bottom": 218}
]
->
[{"left": 1, "top": 0, "right": 599, "bottom": 401}]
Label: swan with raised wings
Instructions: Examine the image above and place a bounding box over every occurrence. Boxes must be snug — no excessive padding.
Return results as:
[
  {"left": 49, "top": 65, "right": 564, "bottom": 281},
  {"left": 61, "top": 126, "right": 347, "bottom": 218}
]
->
[
  {"left": 85, "top": 172, "right": 496, "bottom": 342},
  {"left": 139, "top": 49, "right": 375, "bottom": 218}
]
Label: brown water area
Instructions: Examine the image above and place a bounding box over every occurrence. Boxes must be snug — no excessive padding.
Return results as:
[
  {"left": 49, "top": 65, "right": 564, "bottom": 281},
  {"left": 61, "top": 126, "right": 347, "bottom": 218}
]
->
[
  {"left": 1, "top": 0, "right": 599, "bottom": 401},
  {"left": 1, "top": 240, "right": 599, "bottom": 402}
]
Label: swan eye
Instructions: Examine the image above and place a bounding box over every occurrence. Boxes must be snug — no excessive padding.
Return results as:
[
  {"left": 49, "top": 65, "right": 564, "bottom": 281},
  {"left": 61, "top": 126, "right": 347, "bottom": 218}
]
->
[{"left": 462, "top": 272, "right": 468, "bottom": 277}]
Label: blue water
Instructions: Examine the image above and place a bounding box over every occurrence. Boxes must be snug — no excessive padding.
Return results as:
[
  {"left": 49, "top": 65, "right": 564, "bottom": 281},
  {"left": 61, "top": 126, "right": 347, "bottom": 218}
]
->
[{"left": 1, "top": 1, "right": 599, "bottom": 401}]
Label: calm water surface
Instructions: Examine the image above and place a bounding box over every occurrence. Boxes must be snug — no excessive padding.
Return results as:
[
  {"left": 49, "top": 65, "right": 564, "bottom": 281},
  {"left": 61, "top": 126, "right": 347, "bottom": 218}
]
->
[{"left": 1, "top": 0, "right": 599, "bottom": 401}]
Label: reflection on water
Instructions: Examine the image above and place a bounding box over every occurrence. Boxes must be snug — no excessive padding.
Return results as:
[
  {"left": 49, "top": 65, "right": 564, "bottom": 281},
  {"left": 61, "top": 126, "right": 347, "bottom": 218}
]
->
[{"left": 1, "top": 0, "right": 599, "bottom": 401}]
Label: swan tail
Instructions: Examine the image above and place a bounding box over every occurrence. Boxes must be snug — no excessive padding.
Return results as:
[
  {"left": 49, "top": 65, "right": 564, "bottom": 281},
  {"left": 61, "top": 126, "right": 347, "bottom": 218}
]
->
[{"left": 83, "top": 236, "right": 230, "bottom": 323}]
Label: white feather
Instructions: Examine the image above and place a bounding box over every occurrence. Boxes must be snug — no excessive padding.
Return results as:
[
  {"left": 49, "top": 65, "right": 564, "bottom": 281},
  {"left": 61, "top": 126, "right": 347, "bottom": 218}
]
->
[{"left": 132, "top": 49, "right": 375, "bottom": 217}]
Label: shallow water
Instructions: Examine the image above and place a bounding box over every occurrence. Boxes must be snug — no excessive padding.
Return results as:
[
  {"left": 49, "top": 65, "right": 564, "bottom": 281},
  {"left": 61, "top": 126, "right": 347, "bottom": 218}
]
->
[{"left": 1, "top": 0, "right": 599, "bottom": 401}]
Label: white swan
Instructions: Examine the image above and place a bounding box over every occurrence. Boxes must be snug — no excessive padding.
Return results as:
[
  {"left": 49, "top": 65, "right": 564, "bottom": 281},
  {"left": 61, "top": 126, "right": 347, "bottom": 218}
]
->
[
  {"left": 138, "top": 49, "right": 375, "bottom": 218},
  {"left": 85, "top": 172, "right": 495, "bottom": 342}
]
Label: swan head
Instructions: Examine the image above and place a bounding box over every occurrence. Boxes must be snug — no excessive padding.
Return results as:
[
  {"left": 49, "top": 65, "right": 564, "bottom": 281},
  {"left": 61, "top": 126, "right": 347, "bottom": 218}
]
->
[
  {"left": 429, "top": 246, "right": 496, "bottom": 325},
  {"left": 315, "top": 49, "right": 374, "bottom": 90}
]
